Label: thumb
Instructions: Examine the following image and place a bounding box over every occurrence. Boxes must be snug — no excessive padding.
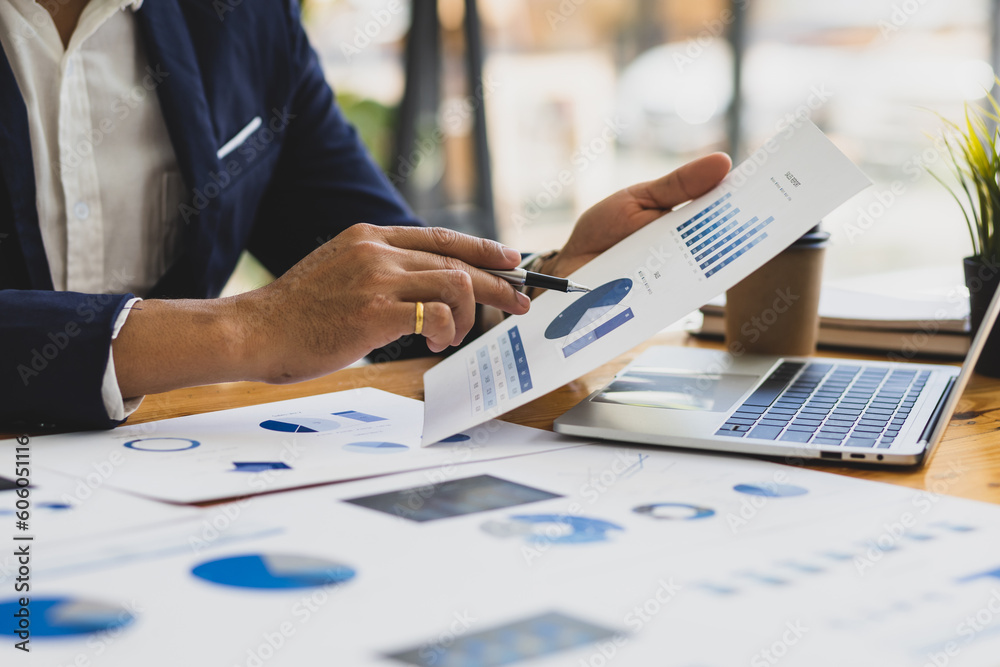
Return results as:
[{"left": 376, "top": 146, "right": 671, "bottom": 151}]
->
[{"left": 630, "top": 152, "right": 732, "bottom": 212}]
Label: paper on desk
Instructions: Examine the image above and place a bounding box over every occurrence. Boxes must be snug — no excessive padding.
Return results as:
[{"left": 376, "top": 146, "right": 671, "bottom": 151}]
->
[
  {"left": 28, "top": 388, "right": 584, "bottom": 503},
  {"left": 21, "top": 442, "right": 1000, "bottom": 666},
  {"left": 422, "top": 120, "right": 871, "bottom": 444}
]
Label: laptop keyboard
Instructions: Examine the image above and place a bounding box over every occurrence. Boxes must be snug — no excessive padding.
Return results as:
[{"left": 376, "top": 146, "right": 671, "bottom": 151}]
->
[{"left": 715, "top": 362, "right": 931, "bottom": 449}]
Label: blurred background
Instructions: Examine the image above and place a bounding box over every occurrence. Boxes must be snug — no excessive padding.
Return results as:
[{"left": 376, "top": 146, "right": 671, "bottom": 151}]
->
[{"left": 226, "top": 0, "right": 998, "bottom": 292}]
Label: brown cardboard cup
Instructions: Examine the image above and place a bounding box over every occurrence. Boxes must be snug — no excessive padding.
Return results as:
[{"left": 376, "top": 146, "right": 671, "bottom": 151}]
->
[{"left": 724, "top": 243, "right": 826, "bottom": 356}]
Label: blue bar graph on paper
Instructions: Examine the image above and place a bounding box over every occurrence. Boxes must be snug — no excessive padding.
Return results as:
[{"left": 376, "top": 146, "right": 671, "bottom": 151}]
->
[
  {"left": 690, "top": 215, "right": 774, "bottom": 278},
  {"left": 477, "top": 346, "right": 497, "bottom": 409},
  {"left": 333, "top": 410, "right": 387, "bottom": 422},
  {"left": 676, "top": 193, "right": 732, "bottom": 234},
  {"left": 561, "top": 308, "right": 635, "bottom": 358},
  {"left": 498, "top": 334, "right": 521, "bottom": 398},
  {"left": 694, "top": 216, "right": 761, "bottom": 263},
  {"left": 687, "top": 209, "right": 742, "bottom": 251},
  {"left": 508, "top": 327, "right": 533, "bottom": 393},
  {"left": 679, "top": 203, "right": 732, "bottom": 240},
  {"left": 704, "top": 230, "right": 771, "bottom": 277}
]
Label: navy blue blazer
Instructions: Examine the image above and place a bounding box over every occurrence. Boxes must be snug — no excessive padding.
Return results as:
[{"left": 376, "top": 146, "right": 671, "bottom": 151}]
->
[{"left": 0, "top": 0, "right": 422, "bottom": 430}]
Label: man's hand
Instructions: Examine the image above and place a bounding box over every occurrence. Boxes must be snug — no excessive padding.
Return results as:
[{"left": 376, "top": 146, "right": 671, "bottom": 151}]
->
[
  {"left": 114, "top": 225, "right": 528, "bottom": 396},
  {"left": 238, "top": 224, "right": 529, "bottom": 383},
  {"left": 543, "top": 153, "right": 732, "bottom": 280}
]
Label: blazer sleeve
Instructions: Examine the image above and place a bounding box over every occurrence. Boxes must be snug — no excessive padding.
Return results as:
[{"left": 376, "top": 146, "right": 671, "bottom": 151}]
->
[
  {"left": 0, "top": 289, "right": 134, "bottom": 430},
  {"left": 246, "top": 0, "right": 423, "bottom": 279}
]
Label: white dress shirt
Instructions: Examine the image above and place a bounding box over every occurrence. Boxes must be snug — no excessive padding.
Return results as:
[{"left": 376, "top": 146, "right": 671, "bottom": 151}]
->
[{"left": 0, "top": 0, "right": 183, "bottom": 419}]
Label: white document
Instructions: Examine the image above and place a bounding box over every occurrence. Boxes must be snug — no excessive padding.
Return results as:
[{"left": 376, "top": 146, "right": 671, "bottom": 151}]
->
[
  {"left": 18, "top": 443, "right": 1000, "bottom": 667},
  {"left": 26, "top": 388, "right": 583, "bottom": 503},
  {"left": 422, "top": 120, "right": 871, "bottom": 444}
]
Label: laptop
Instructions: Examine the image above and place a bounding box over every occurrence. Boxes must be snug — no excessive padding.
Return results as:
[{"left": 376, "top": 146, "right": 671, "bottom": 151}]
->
[{"left": 554, "top": 282, "right": 1000, "bottom": 467}]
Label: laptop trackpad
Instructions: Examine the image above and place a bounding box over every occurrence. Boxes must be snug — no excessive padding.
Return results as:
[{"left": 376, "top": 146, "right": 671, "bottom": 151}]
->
[{"left": 593, "top": 368, "right": 759, "bottom": 413}]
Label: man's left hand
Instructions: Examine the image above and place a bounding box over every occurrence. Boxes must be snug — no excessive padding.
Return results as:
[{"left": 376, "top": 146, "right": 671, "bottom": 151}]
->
[{"left": 543, "top": 152, "right": 732, "bottom": 280}]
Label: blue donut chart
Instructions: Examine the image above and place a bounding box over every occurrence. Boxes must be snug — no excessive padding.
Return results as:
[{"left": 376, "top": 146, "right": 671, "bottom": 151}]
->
[
  {"left": 123, "top": 437, "right": 201, "bottom": 452},
  {"left": 544, "top": 279, "right": 633, "bottom": 340},
  {"left": 191, "top": 553, "right": 356, "bottom": 590},
  {"left": 633, "top": 503, "right": 716, "bottom": 520},
  {"left": 733, "top": 483, "right": 809, "bottom": 498},
  {"left": 0, "top": 597, "right": 134, "bottom": 638}
]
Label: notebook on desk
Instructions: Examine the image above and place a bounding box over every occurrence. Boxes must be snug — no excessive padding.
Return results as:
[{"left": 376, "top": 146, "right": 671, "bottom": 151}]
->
[{"left": 554, "top": 281, "right": 1000, "bottom": 467}]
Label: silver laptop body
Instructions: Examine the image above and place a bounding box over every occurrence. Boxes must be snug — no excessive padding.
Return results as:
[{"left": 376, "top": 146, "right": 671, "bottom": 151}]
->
[{"left": 554, "top": 283, "right": 1000, "bottom": 467}]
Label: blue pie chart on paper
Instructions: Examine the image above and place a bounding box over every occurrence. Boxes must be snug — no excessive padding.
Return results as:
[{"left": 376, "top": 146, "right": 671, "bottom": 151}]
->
[
  {"left": 544, "top": 279, "right": 632, "bottom": 339},
  {"left": 259, "top": 417, "right": 340, "bottom": 433},
  {"left": 0, "top": 597, "right": 134, "bottom": 637},
  {"left": 343, "top": 441, "right": 409, "bottom": 454},
  {"left": 733, "top": 483, "right": 808, "bottom": 498},
  {"left": 633, "top": 503, "right": 716, "bottom": 520},
  {"left": 191, "top": 553, "right": 356, "bottom": 590},
  {"left": 124, "top": 437, "right": 201, "bottom": 452},
  {"left": 483, "top": 514, "right": 624, "bottom": 544}
]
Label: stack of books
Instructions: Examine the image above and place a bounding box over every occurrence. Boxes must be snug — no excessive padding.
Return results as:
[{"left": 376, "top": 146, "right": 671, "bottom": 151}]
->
[{"left": 691, "top": 270, "right": 971, "bottom": 359}]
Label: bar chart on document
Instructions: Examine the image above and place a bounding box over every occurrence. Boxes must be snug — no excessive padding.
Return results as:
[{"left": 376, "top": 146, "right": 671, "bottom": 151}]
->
[{"left": 674, "top": 192, "right": 775, "bottom": 279}]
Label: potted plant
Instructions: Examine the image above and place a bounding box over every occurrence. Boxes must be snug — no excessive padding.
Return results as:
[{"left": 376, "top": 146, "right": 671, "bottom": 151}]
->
[{"left": 930, "top": 93, "right": 1000, "bottom": 376}]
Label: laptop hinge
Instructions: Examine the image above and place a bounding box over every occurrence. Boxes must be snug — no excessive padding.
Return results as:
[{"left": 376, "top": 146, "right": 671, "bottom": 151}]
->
[{"left": 918, "top": 377, "right": 956, "bottom": 443}]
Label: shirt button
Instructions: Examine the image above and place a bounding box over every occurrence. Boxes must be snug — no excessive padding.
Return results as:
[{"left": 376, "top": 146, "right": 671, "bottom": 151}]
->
[{"left": 74, "top": 201, "right": 90, "bottom": 220}]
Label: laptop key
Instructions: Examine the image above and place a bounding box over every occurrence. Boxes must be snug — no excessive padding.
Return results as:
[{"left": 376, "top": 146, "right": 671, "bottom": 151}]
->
[
  {"left": 748, "top": 425, "right": 784, "bottom": 440},
  {"left": 786, "top": 424, "right": 817, "bottom": 432},
  {"left": 759, "top": 418, "right": 790, "bottom": 427},
  {"left": 819, "top": 426, "right": 851, "bottom": 434},
  {"left": 845, "top": 436, "right": 877, "bottom": 448},
  {"left": 716, "top": 428, "right": 748, "bottom": 437},
  {"left": 853, "top": 425, "right": 885, "bottom": 434},
  {"left": 726, "top": 417, "right": 758, "bottom": 426},
  {"left": 813, "top": 437, "right": 845, "bottom": 446},
  {"left": 792, "top": 418, "right": 823, "bottom": 427},
  {"left": 780, "top": 430, "right": 813, "bottom": 443}
]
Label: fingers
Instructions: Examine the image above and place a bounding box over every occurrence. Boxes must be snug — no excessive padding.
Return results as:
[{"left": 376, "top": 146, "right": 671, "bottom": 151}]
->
[
  {"left": 399, "top": 270, "right": 477, "bottom": 346},
  {"left": 392, "top": 300, "right": 455, "bottom": 353},
  {"left": 376, "top": 226, "right": 522, "bottom": 270},
  {"left": 631, "top": 152, "right": 732, "bottom": 212},
  {"left": 395, "top": 251, "right": 530, "bottom": 316}
]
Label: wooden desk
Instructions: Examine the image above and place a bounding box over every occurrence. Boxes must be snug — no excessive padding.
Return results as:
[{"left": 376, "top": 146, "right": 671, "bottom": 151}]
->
[{"left": 127, "top": 330, "right": 1000, "bottom": 504}]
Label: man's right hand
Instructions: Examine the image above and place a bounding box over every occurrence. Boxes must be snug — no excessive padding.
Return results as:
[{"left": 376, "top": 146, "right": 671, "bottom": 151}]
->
[
  {"left": 236, "top": 224, "right": 529, "bottom": 384},
  {"left": 112, "top": 224, "right": 530, "bottom": 398}
]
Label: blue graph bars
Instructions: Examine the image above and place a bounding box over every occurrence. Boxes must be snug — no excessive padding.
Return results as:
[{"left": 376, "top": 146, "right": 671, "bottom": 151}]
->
[
  {"left": 676, "top": 192, "right": 774, "bottom": 278},
  {"left": 562, "top": 308, "right": 635, "bottom": 357}
]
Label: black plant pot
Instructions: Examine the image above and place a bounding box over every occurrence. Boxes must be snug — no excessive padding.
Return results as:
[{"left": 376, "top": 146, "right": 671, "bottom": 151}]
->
[{"left": 963, "top": 256, "right": 1000, "bottom": 377}]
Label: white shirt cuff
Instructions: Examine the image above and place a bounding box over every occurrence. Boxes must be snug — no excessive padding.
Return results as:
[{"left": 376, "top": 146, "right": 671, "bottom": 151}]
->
[{"left": 101, "top": 297, "right": 144, "bottom": 421}]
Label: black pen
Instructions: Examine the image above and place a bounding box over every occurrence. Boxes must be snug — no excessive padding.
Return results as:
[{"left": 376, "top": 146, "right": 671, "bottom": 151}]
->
[{"left": 484, "top": 268, "right": 591, "bottom": 293}]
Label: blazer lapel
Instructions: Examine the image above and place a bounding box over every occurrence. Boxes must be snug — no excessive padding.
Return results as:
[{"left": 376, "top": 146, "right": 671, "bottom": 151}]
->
[
  {"left": 0, "top": 43, "right": 53, "bottom": 289},
  {"left": 134, "top": 0, "right": 225, "bottom": 297},
  {"left": 133, "top": 0, "right": 218, "bottom": 212}
]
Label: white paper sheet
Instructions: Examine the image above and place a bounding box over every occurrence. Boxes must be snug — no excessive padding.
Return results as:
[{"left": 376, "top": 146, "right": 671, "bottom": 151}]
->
[
  {"left": 0, "top": 467, "right": 199, "bottom": 594},
  {"left": 27, "top": 388, "right": 583, "bottom": 503},
  {"left": 13, "top": 443, "right": 1000, "bottom": 666},
  {"left": 422, "top": 120, "right": 871, "bottom": 444}
]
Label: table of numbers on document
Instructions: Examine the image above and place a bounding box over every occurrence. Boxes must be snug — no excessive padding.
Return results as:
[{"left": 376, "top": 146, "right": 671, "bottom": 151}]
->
[{"left": 467, "top": 326, "right": 534, "bottom": 416}]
